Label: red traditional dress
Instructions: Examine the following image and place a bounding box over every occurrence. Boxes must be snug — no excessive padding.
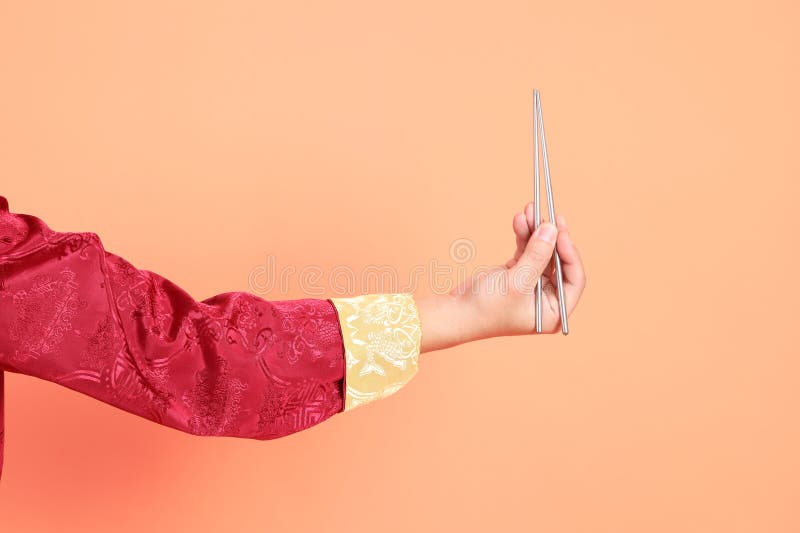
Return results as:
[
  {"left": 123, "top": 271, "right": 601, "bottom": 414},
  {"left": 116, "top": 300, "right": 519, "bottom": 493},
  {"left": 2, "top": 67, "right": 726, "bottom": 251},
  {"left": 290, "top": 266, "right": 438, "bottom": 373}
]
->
[{"left": 0, "top": 195, "right": 422, "bottom": 480}]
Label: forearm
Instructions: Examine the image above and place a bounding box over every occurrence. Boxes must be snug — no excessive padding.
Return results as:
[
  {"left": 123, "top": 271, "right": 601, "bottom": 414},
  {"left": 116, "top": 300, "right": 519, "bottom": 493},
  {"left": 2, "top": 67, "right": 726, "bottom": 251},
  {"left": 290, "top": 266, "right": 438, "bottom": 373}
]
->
[{"left": 415, "top": 293, "right": 492, "bottom": 354}]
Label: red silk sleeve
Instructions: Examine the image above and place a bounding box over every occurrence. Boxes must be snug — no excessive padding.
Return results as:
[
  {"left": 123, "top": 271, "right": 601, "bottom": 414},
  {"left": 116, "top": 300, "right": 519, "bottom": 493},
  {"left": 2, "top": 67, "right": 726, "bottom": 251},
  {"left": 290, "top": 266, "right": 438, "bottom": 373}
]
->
[{"left": 0, "top": 196, "right": 346, "bottom": 480}]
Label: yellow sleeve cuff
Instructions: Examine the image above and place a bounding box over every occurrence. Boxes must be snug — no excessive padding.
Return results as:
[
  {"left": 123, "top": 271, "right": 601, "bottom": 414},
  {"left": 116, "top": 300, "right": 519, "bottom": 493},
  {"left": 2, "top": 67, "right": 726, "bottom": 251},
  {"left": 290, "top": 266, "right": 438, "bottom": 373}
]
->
[{"left": 329, "top": 293, "right": 422, "bottom": 412}]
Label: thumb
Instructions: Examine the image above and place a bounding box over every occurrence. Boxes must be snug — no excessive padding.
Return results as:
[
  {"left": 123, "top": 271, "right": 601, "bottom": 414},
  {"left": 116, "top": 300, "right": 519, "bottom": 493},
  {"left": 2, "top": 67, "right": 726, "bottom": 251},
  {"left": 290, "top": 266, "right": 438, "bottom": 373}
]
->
[{"left": 512, "top": 221, "right": 558, "bottom": 282}]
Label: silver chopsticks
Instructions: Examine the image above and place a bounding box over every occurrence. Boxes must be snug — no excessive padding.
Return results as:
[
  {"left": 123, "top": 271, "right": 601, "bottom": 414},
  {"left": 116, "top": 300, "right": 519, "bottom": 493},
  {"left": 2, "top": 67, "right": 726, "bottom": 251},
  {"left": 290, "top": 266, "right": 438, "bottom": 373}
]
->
[{"left": 533, "top": 89, "right": 569, "bottom": 335}]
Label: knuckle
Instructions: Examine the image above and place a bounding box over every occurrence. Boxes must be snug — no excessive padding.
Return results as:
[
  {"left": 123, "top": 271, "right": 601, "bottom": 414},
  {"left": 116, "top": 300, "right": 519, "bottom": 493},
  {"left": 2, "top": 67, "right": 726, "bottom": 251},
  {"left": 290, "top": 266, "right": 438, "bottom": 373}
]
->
[{"left": 528, "top": 247, "right": 548, "bottom": 266}]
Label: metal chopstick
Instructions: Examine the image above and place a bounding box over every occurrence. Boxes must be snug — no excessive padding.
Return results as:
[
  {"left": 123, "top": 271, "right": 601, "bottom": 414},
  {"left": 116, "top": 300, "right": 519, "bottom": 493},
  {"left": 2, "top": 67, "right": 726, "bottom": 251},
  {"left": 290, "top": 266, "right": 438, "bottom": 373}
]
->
[{"left": 533, "top": 90, "right": 543, "bottom": 333}]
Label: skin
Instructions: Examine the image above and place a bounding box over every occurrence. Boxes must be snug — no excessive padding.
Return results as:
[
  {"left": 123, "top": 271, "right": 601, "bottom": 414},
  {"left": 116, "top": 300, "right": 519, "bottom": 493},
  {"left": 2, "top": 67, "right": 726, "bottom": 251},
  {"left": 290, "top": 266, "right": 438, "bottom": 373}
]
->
[{"left": 416, "top": 202, "right": 587, "bottom": 353}]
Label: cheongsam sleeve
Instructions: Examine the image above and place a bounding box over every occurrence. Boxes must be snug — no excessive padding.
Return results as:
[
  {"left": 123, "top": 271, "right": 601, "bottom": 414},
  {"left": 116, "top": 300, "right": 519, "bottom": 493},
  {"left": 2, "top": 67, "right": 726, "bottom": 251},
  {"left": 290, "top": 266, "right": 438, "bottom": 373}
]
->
[{"left": 0, "top": 195, "right": 422, "bottom": 481}]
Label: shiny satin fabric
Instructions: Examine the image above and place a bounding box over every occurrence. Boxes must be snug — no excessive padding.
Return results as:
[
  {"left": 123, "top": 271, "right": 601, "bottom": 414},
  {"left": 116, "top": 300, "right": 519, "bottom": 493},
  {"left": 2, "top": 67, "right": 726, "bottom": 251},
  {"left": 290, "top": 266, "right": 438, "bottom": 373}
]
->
[
  {"left": 0, "top": 195, "right": 347, "bottom": 481},
  {"left": 330, "top": 293, "right": 421, "bottom": 411}
]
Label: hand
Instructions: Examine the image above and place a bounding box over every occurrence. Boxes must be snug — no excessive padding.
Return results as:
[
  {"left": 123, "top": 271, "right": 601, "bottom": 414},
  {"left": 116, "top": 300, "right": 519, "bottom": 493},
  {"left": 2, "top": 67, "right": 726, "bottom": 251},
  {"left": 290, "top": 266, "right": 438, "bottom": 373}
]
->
[
  {"left": 417, "top": 202, "right": 586, "bottom": 353},
  {"left": 466, "top": 202, "right": 586, "bottom": 337}
]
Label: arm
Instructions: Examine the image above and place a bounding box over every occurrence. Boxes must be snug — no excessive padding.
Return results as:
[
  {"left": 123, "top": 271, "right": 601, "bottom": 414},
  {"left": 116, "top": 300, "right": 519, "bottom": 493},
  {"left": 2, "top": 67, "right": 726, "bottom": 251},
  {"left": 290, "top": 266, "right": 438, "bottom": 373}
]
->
[{"left": 0, "top": 196, "right": 585, "bottom": 479}]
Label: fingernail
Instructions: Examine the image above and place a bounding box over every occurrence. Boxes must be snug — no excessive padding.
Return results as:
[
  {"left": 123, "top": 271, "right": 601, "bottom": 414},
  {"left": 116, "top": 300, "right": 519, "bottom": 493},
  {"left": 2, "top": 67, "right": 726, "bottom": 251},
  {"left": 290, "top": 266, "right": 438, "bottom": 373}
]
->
[{"left": 536, "top": 222, "right": 557, "bottom": 244}]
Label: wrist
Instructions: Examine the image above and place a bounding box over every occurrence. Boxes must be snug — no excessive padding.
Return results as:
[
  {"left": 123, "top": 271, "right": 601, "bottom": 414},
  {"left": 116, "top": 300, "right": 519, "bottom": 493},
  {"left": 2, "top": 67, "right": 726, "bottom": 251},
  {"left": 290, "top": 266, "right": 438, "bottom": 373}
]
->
[{"left": 415, "top": 291, "right": 489, "bottom": 354}]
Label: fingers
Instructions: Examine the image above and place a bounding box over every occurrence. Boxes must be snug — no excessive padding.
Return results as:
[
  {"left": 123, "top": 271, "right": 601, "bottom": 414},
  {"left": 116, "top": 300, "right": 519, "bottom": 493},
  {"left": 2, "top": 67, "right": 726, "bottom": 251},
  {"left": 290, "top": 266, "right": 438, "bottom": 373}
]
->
[
  {"left": 507, "top": 203, "right": 536, "bottom": 268},
  {"left": 509, "top": 202, "right": 553, "bottom": 270},
  {"left": 512, "top": 220, "right": 558, "bottom": 286},
  {"left": 554, "top": 214, "right": 586, "bottom": 310},
  {"left": 524, "top": 201, "right": 535, "bottom": 232},
  {"left": 512, "top": 212, "right": 530, "bottom": 261}
]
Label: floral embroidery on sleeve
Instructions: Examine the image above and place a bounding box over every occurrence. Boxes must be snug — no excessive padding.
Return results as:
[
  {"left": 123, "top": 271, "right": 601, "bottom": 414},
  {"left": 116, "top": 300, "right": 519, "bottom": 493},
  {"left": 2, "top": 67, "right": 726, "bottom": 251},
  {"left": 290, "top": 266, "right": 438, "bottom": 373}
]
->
[{"left": 329, "top": 293, "right": 422, "bottom": 411}]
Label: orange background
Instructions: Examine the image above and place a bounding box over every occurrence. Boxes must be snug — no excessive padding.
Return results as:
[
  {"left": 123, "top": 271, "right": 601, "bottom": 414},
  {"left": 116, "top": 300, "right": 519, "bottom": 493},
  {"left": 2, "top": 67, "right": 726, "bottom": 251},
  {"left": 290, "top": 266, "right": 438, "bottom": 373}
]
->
[{"left": 1, "top": 1, "right": 798, "bottom": 531}]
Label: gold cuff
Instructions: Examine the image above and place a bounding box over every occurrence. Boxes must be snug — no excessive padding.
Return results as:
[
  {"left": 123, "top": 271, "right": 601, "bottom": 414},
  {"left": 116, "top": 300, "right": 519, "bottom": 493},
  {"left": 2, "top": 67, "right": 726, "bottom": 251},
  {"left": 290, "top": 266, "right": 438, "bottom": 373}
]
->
[{"left": 330, "top": 293, "right": 422, "bottom": 411}]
